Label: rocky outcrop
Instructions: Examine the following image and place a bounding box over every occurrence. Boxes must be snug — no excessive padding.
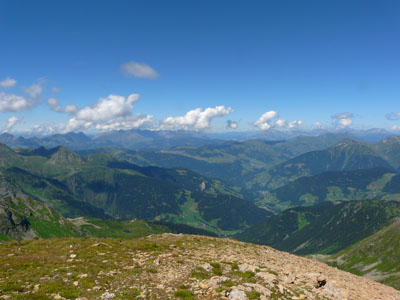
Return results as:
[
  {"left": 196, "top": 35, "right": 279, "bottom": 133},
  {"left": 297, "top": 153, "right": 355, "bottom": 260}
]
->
[{"left": 0, "top": 197, "right": 31, "bottom": 238}]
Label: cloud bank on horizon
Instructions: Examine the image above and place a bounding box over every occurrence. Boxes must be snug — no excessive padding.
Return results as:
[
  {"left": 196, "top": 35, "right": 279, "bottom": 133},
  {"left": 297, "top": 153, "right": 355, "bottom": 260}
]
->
[{"left": 1, "top": 73, "right": 400, "bottom": 135}]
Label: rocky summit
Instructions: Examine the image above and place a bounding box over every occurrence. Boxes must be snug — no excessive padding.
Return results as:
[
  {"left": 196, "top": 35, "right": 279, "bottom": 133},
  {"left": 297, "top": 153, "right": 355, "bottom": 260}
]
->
[{"left": 1, "top": 234, "right": 399, "bottom": 300}]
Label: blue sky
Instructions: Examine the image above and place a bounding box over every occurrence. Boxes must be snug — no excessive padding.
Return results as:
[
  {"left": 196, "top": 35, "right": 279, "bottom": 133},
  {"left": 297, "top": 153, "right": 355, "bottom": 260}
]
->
[{"left": 1, "top": 0, "right": 400, "bottom": 134}]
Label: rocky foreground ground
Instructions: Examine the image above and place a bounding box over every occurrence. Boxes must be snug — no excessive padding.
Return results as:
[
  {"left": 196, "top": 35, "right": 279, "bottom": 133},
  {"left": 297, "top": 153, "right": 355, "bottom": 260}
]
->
[{"left": 0, "top": 234, "right": 399, "bottom": 300}]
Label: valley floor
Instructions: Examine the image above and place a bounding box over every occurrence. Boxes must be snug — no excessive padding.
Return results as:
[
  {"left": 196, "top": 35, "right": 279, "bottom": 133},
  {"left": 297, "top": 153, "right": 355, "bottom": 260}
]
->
[{"left": 0, "top": 234, "right": 399, "bottom": 300}]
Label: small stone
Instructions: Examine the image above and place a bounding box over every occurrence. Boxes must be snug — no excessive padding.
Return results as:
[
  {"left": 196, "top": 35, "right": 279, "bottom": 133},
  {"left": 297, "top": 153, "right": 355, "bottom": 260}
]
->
[
  {"left": 93, "top": 286, "right": 102, "bottom": 291},
  {"left": 73, "top": 281, "right": 79, "bottom": 286},
  {"left": 69, "top": 254, "right": 77, "bottom": 259},
  {"left": 218, "top": 276, "right": 230, "bottom": 283},
  {"left": 78, "top": 274, "right": 88, "bottom": 279},
  {"left": 238, "top": 264, "right": 257, "bottom": 273},
  {"left": 201, "top": 263, "right": 212, "bottom": 272},
  {"left": 101, "top": 292, "right": 116, "bottom": 299},
  {"left": 199, "top": 282, "right": 209, "bottom": 289},
  {"left": 229, "top": 289, "right": 248, "bottom": 300},
  {"left": 33, "top": 284, "right": 40, "bottom": 292}
]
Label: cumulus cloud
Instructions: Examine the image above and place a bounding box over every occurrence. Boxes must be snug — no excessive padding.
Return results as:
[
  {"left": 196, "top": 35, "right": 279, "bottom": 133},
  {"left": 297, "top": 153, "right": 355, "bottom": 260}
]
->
[
  {"left": 288, "top": 120, "right": 303, "bottom": 128},
  {"left": 64, "top": 104, "right": 78, "bottom": 114},
  {"left": 63, "top": 118, "right": 93, "bottom": 133},
  {"left": 253, "top": 111, "right": 304, "bottom": 130},
  {"left": 121, "top": 61, "right": 159, "bottom": 79},
  {"left": 22, "top": 83, "right": 43, "bottom": 99},
  {"left": 57, "top": 93, "right": 153, "bottom": 133},
  {"left": 332, "top": 112, "right": 353, "bottom": 128},
  {"left": 392, "top": 125, "right": 400, "bottom": 131},
  {"left": 94, "top": 114, "right": 154, "bottom": 131},
  {"left": 47, "top": 98, "right": 79, "bottom": 114},
  {"left": 275, "top": 119, "right": 286, "bottom": 128},
  {"left": 74, "top": 94, "right": 140, "bottom": 122},
  {"left": 0, "top": 92, "right": 34, "bottom": 112},
  {"left": 312, "top": 122, "right": 324, "bottom": 129},
  {"left": 47, "top": 97, "right": 62, "bottom": 112},
  {"left": 385, "top": 112, "right": 400, "bottom": 121},
  {"left": 29, "top": 123, "right": 56, "bottom": 135},
  {"left": 0, "top": 77, "right": 17, "bottom": 88},
  {"left": 253, "top": 111, "right": 279, "bottom": 130},
  {"left": 226, "top": 120, "right": 238, "bottom": 129},
  {"left": 4, "top": 116, "right": 21, "bottom": 132},
  {"left": 161, "top": 106, "right": 233, "bottom": 130}
]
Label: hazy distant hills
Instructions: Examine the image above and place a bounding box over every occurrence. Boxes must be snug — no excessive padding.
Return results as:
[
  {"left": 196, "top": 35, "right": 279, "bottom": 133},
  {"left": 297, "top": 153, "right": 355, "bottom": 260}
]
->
[
  {"left": 0, "top": 130, "right": 216, "bottom": 150},
  {"left": 91, "top": 133, "right": 351, "bottom": 190},
  {"left": 0, "top": 127, "right": 395, "bottom": 151}
]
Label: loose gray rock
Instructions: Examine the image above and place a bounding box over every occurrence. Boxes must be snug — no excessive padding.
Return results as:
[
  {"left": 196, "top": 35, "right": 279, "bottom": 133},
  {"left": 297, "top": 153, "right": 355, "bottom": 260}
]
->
[{"left": 229, "top": 289, "right": 248, "bottom": 300}]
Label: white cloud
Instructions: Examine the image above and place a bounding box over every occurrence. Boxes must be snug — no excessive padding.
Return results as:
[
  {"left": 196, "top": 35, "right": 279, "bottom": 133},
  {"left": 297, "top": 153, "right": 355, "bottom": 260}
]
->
[
  {"left": 22, "top": 83, "right": 43, "bottom": 99},
  {"left": 52, "top": 87, "right": 60, "bottom": 93},
  {"left": 121, "top": 61, "right": 159, "bottom": 79},
  {"left": 161, "top": 106, "right": 233, "bottom": 130},
  {"left": 95, "top": 114, "right": 154, "bottom": 131},
  {"left": 74, "top": 94, "right": 140, "bottom": 122},
  {"left": 385, "top": 112, "right": 400, "bottom": 121},
  {"left": 0, "top": 92, "right": 33, "bottom": 112},
  {"left": 63, "top": 118, "right": 93, "bottom": 133},
  {"left": 332, "top": 112, "right": 353, "bottom": 128},
  {"left": 313, "top": 122, "right": 324, "bottom": 128},
  {"left": 4, "top": 116, "right": 21, "bottom": 132},
  {"left": 56, "top": 93, "right": 153, "bottom": 133},
  {"left": 47, "top": 98, "right": 79, "bottom": 114},
  {"left": 392, "top": 125, "right": 400, "bottom": 131},
  {"left": 47, "top": 97, "right": 62, "bottom": 112},
  {"left": 253, "top": 110, "right": 279, "bottom": 130},
  {"left": 275, "top": 119, "right": 286, "bottom": 127},
  {"left": 226, "top": 120, "right": 238, "bottom": 129},
  {"left": 0, "top": 77, "right": 17, "bottom": 88},
  {"left": 288, "top": 120, "right": 303, "bottom": 128},
  {"left": 253, "top": 111, "right": 304, "bottom": 130},
  {"left": 29, "top": 123, "right": 56, "bottom": 135},
  {"left": 64, "top": 104, "right": 78, "bottom": 114}
]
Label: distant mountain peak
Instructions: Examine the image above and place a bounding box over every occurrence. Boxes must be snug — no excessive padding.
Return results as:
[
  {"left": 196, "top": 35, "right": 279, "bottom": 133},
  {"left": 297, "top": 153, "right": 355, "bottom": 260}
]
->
[
  {"left": 334, "top": 138, "right": 359, "bottom": 146},
  {"left": 48, "top": 146, "right": 83, "bottom": 164}
]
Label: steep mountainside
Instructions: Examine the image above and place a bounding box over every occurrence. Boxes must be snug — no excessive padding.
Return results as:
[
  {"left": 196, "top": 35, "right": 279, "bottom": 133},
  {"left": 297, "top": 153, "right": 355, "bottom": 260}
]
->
[
  {"left": 260, "top": 167, "right": 399, "bottom": 212},
  {"left": 0, "top": 144, "right": 270, "bottom": 234},
  {"left": 372, "top": 136, "right": 400, "bottom": 170},
  {"left": 257, "top": 139, "right": 393, "bottom": 190},
  {"left": 1, "top": 234, "right": 399, "bottom": 299},
  {"left": 321, "top": 219, "right": 400, "bottom": 290},
  {"left": 236, "top": 200, "right": 400, "bottom": 255},
  {"left": 0, "top": 195, "right": 80, "bottom": 241}
]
